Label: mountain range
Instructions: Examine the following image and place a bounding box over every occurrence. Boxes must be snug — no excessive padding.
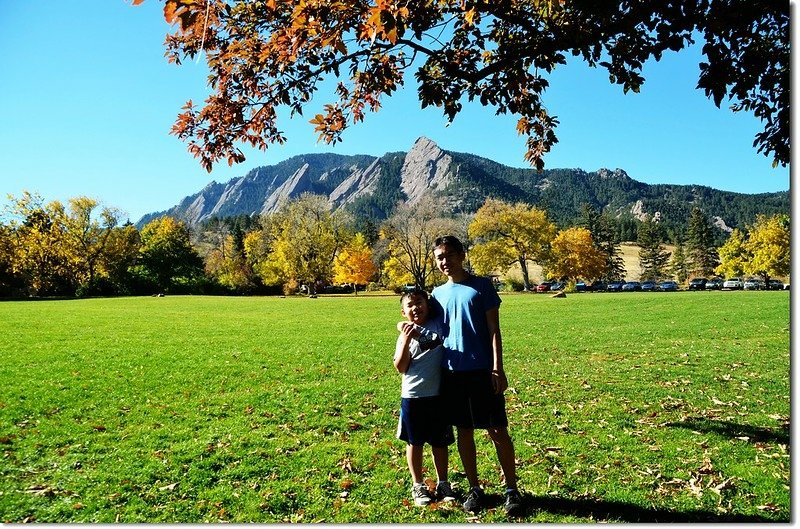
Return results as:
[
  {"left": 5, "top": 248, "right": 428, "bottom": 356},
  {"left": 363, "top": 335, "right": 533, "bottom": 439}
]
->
[{"left": 136, "top": 137, "right": 789, "bottom": 237}]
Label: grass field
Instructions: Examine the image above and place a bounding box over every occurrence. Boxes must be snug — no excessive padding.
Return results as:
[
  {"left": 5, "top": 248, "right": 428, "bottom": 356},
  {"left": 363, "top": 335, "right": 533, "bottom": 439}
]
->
[{"left": 0, "top": 291, "right": 790, "bottom": 522}]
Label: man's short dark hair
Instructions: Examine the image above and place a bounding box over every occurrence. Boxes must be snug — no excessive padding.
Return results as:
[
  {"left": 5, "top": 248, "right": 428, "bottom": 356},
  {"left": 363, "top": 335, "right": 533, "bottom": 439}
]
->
[{"left": 433, "top": 235, "right": 464, "bottom": 253}]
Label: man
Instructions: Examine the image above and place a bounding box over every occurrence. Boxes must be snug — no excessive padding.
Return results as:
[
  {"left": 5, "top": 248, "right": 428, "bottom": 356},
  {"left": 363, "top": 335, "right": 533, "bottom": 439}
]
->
[{"left": 430, "top": 235, "right": 523, "bottom": 516}]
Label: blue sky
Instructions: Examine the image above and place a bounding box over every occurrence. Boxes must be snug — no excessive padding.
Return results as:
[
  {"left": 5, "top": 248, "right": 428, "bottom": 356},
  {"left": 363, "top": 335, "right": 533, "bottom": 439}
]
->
[{"left": 0, "top": 1, "right": 790, "bottom": 223}]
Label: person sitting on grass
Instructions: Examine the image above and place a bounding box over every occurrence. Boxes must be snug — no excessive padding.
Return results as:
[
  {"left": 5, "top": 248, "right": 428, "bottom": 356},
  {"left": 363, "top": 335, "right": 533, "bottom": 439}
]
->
[{"left": 394, "top": 288, "right": 458, "bottom": 507}]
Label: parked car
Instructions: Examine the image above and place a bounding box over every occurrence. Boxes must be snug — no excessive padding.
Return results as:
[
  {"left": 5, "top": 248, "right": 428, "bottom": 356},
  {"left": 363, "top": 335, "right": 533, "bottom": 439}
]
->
[
  {"left": 640, "top": 281, "right": 658, "bottom": 292},
  {"left": 550, "top": 281, "right": 566, "bottom": 291},
  {"left": 606, "top": 281, "right": 625, "bottom": 292},
  {"left": 743, "top": 278, "right": 763, "bottom": 290},
  {"left": 589, "top": 281, "right": 608, "bottom": 292},
  {"left": 659, "top": 280, "right": 679, "bottom": 292},
  {"left": 688, "top": 277, "right": 707, "bottom": 291},
  {"left": 705, "top": 278, "right": 724, "bottom": 290},
  {"left": 536, "top": 282, "right": 553, "bottom": 293},
  {"left": 622, "top": 281, "right": 641, "bottom": 291},
  {"left": 723, "top": 277, "right": 743, "bottom": 290},
  {"left": 767, "top": 279, "right": 785, "bottom": 290}
]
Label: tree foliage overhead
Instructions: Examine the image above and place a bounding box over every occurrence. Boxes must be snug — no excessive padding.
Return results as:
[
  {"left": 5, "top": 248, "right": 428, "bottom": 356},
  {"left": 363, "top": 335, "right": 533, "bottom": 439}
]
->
[{"left": 143, "top": 0, "right": 788, "bottom": 172}]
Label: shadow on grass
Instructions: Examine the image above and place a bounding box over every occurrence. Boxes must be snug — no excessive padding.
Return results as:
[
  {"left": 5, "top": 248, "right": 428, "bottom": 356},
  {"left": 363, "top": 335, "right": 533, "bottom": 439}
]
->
[
  {"left": 665, "top": 417, "right": 789, "bottom": 445},
  {"left": 479, "top": 493, "right": 784, "bottom": 522}
]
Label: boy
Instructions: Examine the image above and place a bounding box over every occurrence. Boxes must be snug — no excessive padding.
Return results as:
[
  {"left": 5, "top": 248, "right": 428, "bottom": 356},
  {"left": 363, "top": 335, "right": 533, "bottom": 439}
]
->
[
  {"left": 394, "top": 289, "right": 457, "bottom": 506},
  {"left": 430, "top": 235, "right": 523, "bottom": 517}
]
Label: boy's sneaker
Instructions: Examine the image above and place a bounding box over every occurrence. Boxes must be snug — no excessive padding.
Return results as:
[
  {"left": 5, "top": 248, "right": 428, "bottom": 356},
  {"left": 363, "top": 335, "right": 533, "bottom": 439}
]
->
[
  {"left": 435, "top": 481, "right": 457, "bottom": 503},
  {"left": 504, "top": 488, "right": 524, "bottom": 517},
  {"left": 462, "top": 486, "right": 485, "bottom": 513},
  {"left": 412, "top": 483, "right": 434, "bottom": 506}
]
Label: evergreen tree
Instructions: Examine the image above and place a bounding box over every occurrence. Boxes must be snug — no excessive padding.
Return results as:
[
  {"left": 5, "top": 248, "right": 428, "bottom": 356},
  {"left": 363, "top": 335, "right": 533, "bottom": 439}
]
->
[
  {"left": 637, "top": 215, "right": 670, "bottom": 281},
  {"left": 231, "top": 223, "right": 245, "bottom": 257},
  {"left": 685, "top": 207, "right": 719, "bottom": 277},
  {"left": 669, "top": 239, "right": 690, "bottom": 284},
  {"left": 578, "top": 204, "right": 625, "bottom": 281},
  {"left": 616, "top": 217, "right": 639, "bottom": 243}
]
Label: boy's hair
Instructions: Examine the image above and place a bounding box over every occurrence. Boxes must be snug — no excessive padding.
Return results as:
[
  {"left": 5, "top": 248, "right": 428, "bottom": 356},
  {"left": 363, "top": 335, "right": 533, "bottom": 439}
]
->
[
  {"left": 399, "top": 288, "right": 439, "bottom": 318},
  {"left": 433, "top": 235, "right": 464, "bottom": 253},
  {"left": 400, "top": 288, "right": 429, "bottom": 306}
]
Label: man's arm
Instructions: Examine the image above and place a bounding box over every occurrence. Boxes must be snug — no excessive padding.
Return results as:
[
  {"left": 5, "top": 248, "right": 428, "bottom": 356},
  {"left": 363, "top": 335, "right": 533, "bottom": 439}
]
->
[{"left": 486, "top": 306, "right": 508, "bottom": 394}]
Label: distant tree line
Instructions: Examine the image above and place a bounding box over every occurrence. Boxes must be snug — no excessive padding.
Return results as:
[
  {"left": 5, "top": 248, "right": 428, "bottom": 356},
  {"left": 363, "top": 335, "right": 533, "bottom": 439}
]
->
[{"left": 0, "top": 191, "right": 789, "bottom": 298}]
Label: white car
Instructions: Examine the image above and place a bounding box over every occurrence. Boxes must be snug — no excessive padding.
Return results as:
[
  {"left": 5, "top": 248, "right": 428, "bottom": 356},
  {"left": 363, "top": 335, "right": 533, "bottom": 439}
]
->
[
  {"left": 743, "top": 278, "right": 762, "bottom": 290},
  {"left": 723, "top": 277, "right": 743, "bottom": 289}
]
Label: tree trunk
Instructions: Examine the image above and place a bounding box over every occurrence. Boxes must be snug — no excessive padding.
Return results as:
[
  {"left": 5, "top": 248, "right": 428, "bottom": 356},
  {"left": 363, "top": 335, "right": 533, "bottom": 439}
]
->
[{"left": 519, "top": 257, "right": 531, "bottom": 290}]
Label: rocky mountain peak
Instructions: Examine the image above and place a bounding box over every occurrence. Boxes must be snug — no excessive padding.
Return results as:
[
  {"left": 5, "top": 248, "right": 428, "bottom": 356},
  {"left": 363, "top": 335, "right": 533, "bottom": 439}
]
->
[
  {"left": 597, "top": 168, "right": 630, "bottom": 180},
  {"left": 400, "top": 136, "right": 454, "bottom": 205}
]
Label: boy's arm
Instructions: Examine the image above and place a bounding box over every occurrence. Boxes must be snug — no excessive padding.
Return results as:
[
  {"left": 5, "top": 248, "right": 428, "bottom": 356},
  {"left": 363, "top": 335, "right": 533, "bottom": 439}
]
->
[
  {"left": 393, "top": 324, "right": 415, "bottom": 373},
  {"left": 486, "top": 306, "right": 508, "bottom": 394}
]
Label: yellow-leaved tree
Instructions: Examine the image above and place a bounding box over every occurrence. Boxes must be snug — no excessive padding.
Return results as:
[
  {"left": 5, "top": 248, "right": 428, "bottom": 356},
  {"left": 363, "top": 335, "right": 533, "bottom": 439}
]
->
[
  {"left": 61, "top": 197, "right": 123, "bottom": 291},
  {"left": 715, "top": 228, "right": 749, "bottom": 280},
  {"left": 248, "top": 194, "right": 352, "bottom": 295},
  {"left": 243, "top": 227, "right": 284, "bottom": 289},
  {"left": 4, "top": 192, "right": 72, "bottom": 296},
  {"left": 136, "top": 216, "right": 204, "bottom": 293},
  {"left": 205, "top": 233, "right": 258, "bottom": 293},
  {"left": 545, "top": 227, "right": 606, "bottom": 285},
  {"left": 468, "top": 199, "right": 556, "bottom": 290},
  {"left": 744, "top": 214, "right": 790, "bottom": 284},
  {"left": 333, "top": 233, "right": 378, "bottom": 295}
]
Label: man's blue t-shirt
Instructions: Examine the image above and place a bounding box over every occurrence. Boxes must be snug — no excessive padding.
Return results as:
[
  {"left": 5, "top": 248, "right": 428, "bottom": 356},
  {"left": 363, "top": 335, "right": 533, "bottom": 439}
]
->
[{"left": 431, "top": 275, "right": 501, "bottom": 372}]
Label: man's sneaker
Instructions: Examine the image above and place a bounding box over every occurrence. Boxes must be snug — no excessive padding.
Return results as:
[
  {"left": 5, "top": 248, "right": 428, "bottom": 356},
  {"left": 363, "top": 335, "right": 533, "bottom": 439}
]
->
[
  {"left": 504, "top": 488, "right": 524, "bottom": 517},
  {"left": 435, "top": 481, "right": 457, "bottom": 503},
  {"left": 412, "top": 483, "right": 434, "bottom": 506},
  {"left": 462, "top": 486, "right": 485, "bottom": 513}
]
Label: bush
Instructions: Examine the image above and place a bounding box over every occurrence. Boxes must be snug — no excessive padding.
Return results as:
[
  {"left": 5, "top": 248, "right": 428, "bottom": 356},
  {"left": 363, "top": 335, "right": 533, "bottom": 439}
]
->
[
  {"left": 75, "top": 277, "right": 117, "bottom": 298},
  {"left": 501, "top": 278, "right": 525, "bottom": 292}
]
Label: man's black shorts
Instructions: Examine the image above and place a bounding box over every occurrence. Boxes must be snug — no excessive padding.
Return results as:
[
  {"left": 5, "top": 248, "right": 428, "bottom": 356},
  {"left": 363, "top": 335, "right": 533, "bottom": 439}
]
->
[{"left": 441, "top": 369, "right": 509, "bottom": 429}]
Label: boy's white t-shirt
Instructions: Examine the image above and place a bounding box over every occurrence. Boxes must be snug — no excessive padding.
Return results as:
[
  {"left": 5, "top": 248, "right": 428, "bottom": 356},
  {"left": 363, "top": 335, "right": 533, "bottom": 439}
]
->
[{"left": 398, "top": 320, "right": 445, "bottom": 399}]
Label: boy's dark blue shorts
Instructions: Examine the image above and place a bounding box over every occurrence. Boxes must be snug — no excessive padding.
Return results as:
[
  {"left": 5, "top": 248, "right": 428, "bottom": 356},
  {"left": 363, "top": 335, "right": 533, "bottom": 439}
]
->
[
  {"left": 397, "top": 396, "right": 455, "bottom": 447},
  {"left": 441, "top": 369, "right": 509, "bottom": 429}
]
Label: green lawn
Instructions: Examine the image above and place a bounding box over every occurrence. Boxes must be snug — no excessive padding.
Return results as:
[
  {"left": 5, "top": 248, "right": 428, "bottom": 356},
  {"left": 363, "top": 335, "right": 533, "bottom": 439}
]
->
[{"left": 0, "top": 291, "right": 790, "bottom": 522}]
